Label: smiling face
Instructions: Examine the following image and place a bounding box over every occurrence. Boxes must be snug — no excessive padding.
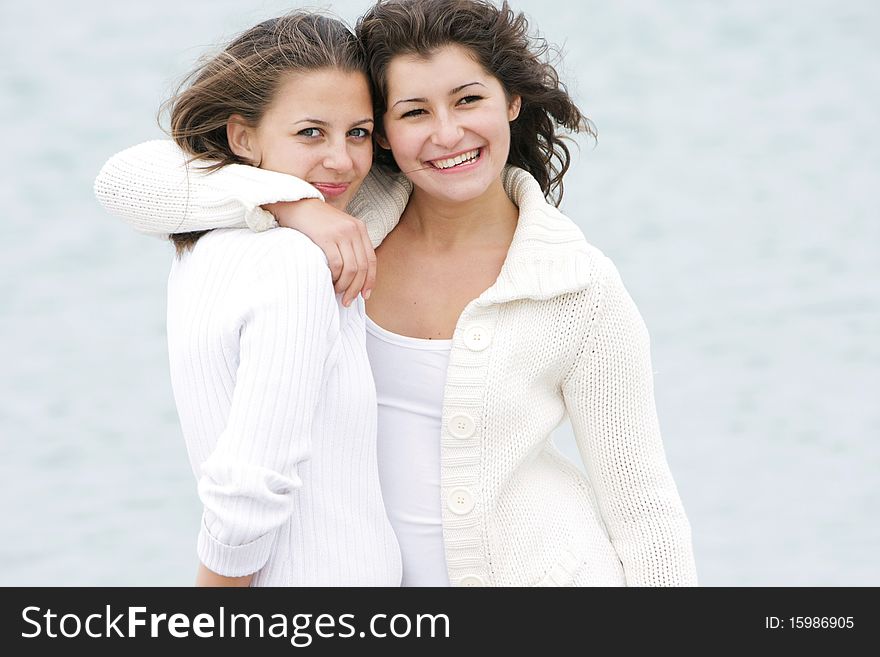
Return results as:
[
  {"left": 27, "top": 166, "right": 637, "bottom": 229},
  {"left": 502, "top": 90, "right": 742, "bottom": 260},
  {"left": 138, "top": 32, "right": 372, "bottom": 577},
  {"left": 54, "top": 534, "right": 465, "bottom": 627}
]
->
[
  {"left": 379, "top": 44, "right": 521, "bottom": 206},
  {"left": 228, "top": 68, "right": 374, "bottom": 210}
]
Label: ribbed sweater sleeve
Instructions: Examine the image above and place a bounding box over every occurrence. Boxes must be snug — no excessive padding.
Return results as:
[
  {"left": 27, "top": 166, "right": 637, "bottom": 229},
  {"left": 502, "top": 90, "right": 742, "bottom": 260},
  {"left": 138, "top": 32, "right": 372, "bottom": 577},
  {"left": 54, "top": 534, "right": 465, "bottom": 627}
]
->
[
  {"left": 93, "top": 140, "right": 322, "bottom": 235},
  {"left": 562, "top": 257, "right": 698, "bottom": 586},
  {"left": 192, "top": 233, "right": 337, "bottom": 577}
]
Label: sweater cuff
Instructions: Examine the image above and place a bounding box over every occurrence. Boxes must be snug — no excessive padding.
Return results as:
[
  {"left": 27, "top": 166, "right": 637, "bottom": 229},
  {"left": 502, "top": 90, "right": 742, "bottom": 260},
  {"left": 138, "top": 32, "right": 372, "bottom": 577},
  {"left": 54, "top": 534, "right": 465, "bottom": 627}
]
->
[
  {"left": 244, "top": 206, "right": 279, "bottom": 232},
  {"left": 197, "top": 517, "right": 276, "bottom": 577}
]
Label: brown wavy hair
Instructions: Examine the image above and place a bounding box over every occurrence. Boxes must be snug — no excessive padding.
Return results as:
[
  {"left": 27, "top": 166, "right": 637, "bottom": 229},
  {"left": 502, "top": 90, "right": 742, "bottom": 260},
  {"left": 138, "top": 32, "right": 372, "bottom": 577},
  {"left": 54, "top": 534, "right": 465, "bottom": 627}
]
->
[
  {"left": 356, "top": 0, "right": 595, "bottom": 206},
  {"left": 160, "top": 12, "right": 366, "bottom": 254}
]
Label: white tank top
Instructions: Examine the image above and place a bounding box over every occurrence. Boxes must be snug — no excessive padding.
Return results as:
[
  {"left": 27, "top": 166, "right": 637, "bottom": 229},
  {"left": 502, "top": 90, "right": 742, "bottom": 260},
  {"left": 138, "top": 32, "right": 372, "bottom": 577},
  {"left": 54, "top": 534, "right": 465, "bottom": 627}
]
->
[{"left": 365, "top": 315, "right": 451, "bottom": 587}]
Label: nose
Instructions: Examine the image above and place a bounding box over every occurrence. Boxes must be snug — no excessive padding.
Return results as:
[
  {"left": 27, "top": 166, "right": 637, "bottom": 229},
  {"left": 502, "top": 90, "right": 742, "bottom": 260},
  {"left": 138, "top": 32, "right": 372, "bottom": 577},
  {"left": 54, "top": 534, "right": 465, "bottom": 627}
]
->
[
  {"left": 430, "top": 111, "right": 464, "bottom": 149},
  {"left": 322, "top": 139, "right": 354, "bottom": 172}
]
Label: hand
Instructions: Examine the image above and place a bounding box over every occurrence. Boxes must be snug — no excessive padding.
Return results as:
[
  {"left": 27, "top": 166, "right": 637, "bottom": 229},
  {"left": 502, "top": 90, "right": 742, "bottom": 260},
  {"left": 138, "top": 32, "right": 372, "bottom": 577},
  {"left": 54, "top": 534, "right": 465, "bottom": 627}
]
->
[{"left": 263, "top": 199, "right": 376, "bottom": 307}]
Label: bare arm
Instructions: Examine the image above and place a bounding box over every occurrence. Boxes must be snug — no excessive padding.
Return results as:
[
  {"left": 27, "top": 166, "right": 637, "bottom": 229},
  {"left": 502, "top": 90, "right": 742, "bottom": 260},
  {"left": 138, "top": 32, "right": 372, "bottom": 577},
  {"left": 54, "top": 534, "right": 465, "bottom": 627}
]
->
[{"left": 195, "top": 563, "right": 253, "bottom": 587}]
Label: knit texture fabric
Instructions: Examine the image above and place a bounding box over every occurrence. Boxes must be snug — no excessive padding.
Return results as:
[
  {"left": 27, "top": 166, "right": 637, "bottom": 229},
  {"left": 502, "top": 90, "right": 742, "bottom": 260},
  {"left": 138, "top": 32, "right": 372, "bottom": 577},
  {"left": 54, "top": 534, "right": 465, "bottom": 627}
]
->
[
  {"left": 166, "top": 228, "right": 400, "bottom": 585},
  {"left": 94, "top": 140, "right": 322, "bottom": 235},
  {"left": 95, "top": 140, "right": 698, "bottom": 586}
]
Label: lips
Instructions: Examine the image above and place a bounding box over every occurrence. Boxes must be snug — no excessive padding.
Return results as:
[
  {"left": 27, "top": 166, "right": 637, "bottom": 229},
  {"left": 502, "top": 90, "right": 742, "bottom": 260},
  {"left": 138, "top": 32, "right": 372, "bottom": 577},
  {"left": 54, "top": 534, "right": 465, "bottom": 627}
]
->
[{"left": 311, "top": 182, "right": 350, "bottom": 198}]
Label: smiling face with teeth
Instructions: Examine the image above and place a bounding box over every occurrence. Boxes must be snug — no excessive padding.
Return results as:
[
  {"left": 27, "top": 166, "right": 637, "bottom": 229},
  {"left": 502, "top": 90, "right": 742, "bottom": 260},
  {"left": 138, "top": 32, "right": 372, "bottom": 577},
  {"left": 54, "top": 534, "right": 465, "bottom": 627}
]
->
[{"left": 379, "top": 44, "right": 521, "bottom": 207}]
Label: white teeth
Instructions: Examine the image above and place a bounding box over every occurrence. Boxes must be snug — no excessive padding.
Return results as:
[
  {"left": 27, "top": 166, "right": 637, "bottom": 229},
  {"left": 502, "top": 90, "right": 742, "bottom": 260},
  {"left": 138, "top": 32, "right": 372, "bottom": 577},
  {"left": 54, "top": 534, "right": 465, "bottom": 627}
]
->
[{"left": 431, "top": 149, "right": 480, "bottom": 169}]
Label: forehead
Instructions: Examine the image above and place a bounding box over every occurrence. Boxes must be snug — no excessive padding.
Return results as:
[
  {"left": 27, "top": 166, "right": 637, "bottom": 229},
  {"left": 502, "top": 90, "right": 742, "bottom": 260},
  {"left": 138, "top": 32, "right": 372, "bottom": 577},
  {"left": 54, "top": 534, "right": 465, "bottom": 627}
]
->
[
  {"left": 267, "top": 68, "right": 372, "bottom": 116},
  {"left": 385, "top": 44, "right": 497, "bottom": 96}
]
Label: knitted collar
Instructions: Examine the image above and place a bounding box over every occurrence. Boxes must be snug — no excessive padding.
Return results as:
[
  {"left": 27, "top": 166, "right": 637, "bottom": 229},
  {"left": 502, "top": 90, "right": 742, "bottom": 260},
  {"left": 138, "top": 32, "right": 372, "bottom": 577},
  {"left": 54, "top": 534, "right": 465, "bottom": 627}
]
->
[{"left": 347, "top": 165, "right": 598, "bottom": 304}]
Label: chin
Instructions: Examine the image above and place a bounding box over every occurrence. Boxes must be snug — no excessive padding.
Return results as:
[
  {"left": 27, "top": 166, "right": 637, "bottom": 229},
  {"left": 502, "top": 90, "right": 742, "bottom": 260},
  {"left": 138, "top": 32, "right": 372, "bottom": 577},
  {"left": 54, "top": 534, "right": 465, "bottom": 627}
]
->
[
  {"left": 327, "top": 196, "right": 351, "bottom": 211},
  {"left": 423, "top": 176, "right": 495, "bottom": 204}
]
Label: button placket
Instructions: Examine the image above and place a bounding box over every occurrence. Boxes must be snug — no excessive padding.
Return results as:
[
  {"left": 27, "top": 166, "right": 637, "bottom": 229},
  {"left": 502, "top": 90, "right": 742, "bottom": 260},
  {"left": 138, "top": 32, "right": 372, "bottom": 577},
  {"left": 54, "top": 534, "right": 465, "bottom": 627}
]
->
[{"left": 442, "top": 307, "right": 497, "bottom": 590}]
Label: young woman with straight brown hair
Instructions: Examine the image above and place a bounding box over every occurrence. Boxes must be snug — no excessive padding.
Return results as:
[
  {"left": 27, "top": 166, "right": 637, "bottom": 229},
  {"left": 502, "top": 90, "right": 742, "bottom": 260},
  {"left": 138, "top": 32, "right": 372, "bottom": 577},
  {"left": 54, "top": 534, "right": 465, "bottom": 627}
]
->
[{"left": 96, "top": 12, "right": 401, "bottom": 587}]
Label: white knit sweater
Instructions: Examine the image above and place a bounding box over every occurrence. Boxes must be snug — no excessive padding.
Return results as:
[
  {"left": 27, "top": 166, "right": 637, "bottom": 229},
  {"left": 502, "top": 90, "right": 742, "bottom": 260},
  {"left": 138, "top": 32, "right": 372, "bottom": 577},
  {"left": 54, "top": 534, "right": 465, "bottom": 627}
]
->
[
  {"left": 152, "top": 226, "right": 400, "bottom": 586},
  {"left": 96, "top": 141, "right": 698, "bottom": 586}
]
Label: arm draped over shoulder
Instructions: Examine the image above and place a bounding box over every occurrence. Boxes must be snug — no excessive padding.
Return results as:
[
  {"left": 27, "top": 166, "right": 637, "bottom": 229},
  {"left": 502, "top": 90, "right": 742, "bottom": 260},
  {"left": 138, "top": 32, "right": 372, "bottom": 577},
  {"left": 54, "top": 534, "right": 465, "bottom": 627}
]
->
[{"left": 93, "top": 140, "right": 322, "bottom": 235}]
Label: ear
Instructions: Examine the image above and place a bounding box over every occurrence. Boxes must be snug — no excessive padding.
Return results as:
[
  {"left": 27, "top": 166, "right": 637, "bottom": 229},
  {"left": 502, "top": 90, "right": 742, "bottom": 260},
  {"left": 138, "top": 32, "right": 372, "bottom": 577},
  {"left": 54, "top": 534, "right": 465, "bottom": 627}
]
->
[
  {"left": 508, "top": 95, "right": 522, "bottom": 122},
  {"left": 227, "top": 114, "right": 259, "bottom": 164},
  {"left": 375, "top": 132, "right": 391, "bottom": 150}
]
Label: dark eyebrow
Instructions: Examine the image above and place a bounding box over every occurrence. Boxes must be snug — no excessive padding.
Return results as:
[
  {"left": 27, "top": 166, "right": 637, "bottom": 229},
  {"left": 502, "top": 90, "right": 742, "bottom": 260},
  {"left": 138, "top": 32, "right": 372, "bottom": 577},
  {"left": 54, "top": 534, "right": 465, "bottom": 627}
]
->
[
  {"left": 451, "top": 82, "right": 486, "bottom": 95},
  {"left": 391, "top": 97, "right": 427, "bottom": 109},
  {"left": 293, "top": 118, "right": 375, "bottom": 128},
  {"left": 391, "top": 81, "right": 487, "bottom": 109}
]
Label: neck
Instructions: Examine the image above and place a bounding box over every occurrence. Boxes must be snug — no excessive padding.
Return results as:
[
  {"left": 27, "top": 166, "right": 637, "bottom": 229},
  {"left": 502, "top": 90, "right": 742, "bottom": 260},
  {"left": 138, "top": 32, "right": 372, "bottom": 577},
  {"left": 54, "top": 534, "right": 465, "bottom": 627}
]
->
[{"left": 402, "top": 178, "right": 518, "bottom": 248}]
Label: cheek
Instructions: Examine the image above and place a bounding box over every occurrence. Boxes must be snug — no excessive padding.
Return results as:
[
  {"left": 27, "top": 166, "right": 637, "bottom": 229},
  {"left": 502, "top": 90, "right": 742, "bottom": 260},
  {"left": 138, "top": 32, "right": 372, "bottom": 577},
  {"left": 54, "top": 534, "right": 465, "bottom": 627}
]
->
[
  {"left": 264, "top": 143, "right": 314, "bottom": 179},
  {"left": 353, "top": 144, "right": 373, "bottom": 174},
  {"left": 383, "top": 123, "right": 419, "bottom": 156},
  {"left": 483, "top": 114, "right": 513, "bottom": 154},
  {"left": 489, "top": 112, "right": 513, "bottom": 138}
]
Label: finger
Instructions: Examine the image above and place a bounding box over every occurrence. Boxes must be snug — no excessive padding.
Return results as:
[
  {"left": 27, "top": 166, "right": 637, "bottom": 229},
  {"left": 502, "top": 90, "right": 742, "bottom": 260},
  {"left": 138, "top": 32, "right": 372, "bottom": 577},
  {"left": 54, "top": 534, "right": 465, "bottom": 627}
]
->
[
  {"left": 358, "top": 222, "right": 377, "bottom": 300},
  {"left": 326, "top": 244, "right": 346, "bottom": 292},
  {"left": 344, "top": 238, "right": 368, "bottom": 307},
  {"left": 336, "top": 242, "right": 358, "bottom": 305}
]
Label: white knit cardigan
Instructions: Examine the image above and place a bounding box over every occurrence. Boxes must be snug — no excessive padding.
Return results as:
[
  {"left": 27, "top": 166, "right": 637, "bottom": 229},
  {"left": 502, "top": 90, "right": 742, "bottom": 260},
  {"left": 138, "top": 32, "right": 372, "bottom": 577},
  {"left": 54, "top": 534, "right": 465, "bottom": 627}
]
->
[{"left": 95, "top": 141, "right": 698, "bottom": 586}]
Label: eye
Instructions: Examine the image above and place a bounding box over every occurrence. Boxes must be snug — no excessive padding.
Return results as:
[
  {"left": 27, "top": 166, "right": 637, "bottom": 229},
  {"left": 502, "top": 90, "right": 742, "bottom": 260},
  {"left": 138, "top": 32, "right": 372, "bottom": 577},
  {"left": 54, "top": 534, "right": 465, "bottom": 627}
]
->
[
  {"left": 297, "top": 127, "right": 322, "bottom": 138},
  {"left": 348, "top": 127, "right": 371, "bottom": 139},
  {"left": 400, "top": 108, "right": 426, "bottom": 119},
  {"left": 457, "top": 95, "right": 483, "bottom": 106}
]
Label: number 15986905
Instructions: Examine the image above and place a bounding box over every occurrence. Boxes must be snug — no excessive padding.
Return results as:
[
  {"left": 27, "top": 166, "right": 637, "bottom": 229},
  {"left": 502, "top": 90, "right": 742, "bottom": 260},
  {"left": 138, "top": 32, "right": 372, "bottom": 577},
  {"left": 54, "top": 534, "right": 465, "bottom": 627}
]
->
[{"left": 765, "top": 616, "right": 854, "bottom": 629}]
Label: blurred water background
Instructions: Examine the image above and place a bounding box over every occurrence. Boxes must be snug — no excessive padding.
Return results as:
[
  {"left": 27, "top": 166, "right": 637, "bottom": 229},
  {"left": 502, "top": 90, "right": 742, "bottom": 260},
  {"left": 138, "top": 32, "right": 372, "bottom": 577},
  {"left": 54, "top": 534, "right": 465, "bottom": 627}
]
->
[{"left": 0, "top": 0, "right": 877, "bottom": 586}]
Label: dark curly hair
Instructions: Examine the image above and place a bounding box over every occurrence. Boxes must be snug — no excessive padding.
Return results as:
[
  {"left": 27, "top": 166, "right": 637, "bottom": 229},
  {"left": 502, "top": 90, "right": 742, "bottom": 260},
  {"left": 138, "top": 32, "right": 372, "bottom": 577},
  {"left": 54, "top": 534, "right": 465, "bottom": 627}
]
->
[{"left": 356, "top": 0, "right": 595, "bottom": 205}]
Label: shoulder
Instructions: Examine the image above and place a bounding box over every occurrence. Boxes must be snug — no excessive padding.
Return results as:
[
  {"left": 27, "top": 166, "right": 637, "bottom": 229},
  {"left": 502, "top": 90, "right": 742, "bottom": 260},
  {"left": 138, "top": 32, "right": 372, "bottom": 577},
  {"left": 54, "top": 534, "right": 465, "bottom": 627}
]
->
[
  {"left": 503, "top": 165, "right": 600, "bottom": 258},
  {"left": 488, "top": 166, "right": 617, "bottom": 302},
  {"left": 507, "top": 163, "right": 631, "bottom": 298},
  {"left": 347, "top": 168, "right": 412, "bottom": 246},
  {"left": 212, "top": 226, "right": 326, "bottom": 262},
  {"left": 195, "top": 228, "right": 331, "bottom": 287},
  {"left": 257, "top": 226, "right": 327, "bottom": 263}
]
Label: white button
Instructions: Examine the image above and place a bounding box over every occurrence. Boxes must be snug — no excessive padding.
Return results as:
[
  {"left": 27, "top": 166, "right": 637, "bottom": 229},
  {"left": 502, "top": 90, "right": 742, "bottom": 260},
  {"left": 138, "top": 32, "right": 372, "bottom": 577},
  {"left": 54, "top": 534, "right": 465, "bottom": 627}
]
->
[
  {"left": 458, "top": 575, "right": 485, "bottom": 587},
  {"left": 448, "top": 414, "right": 476, "bottom": 439},
  {"left": 447, "top": 488, "right": 475, "bottom": 515},
  {"left": 463, "top": 325, "right": 491, "bottom": 351}
]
